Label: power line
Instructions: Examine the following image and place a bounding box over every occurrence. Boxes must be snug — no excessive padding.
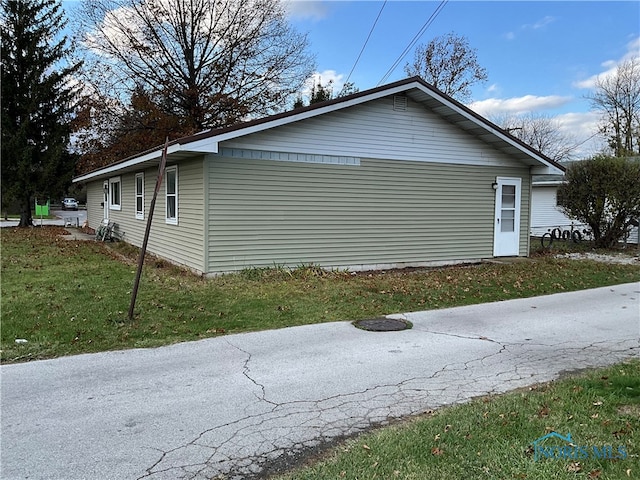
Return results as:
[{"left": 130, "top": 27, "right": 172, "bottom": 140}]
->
[
  {"left": 343, "top": 0, "right": 388, "bottom": 89},
  {"left": 571, "top": 130, "right": 601, "bottom": 150},
  {"left": 377, "top": 0, "right": 448, "bottom": 86}
]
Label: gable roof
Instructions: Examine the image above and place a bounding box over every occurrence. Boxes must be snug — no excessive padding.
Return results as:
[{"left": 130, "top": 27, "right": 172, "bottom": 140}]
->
[{"left": 73, "top": 76, "right": 565, "bottom": 183}]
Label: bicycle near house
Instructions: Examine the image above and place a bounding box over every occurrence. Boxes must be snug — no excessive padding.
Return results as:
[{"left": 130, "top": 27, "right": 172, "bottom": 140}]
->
[
  {"left": 540, "top": 224, "right": 592, "bottom": 248},
  {"left": 95, "top": 219, "right": 122, "bottom": 242}
]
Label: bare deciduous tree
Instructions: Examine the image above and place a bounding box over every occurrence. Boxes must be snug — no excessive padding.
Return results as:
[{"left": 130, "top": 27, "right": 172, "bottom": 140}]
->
[
  {"left": 404, "top": 32, "right": 487, "bottom": 101},
  {"left": 493, "top": 113, "right": 578, "bottom": 162},
  {"left": 588, "top": 58, "right": 640, "bottom": 157},
  {"left": 74, "top": 0, "right": 315, "bottom": 147}
]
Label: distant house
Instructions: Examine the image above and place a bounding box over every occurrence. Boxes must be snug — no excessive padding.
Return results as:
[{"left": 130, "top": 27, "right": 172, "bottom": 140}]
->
[
  {"left": 530, "top": 174, "right": 586, "bottom": 237},
  {"left": 73, "top": 77, "right": 564, "bottom": 276},
  {"left": 531, "top": 173, "right": 639, "bottom": 244}
]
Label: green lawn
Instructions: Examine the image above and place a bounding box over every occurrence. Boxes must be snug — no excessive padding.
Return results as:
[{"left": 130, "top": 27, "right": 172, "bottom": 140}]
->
[
  {"left": 2, "top": 227, "right": 639, "bottom": 363},
  {"left": 274, "top": 359, "right": 640, "bottom": 480}
]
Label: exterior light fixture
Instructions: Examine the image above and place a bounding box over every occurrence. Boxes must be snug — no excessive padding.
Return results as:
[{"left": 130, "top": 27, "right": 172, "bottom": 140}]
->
[{"left": 492, "top": 182, "right": 498, "bottom": 190}]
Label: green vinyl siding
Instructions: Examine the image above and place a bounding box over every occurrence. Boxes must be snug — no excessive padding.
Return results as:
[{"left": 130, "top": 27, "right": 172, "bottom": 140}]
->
[
  {"left": 79, "top": 89, "right": 543, "bottom": 275},
  {"left": 141, "top": 159, "right": 205, "bottom": 272},
  {"left": 86, "top": 181, "right": 105, "bottom": 229},
  {"left": 87, "top": 158, "right": 206, "bottom": 273},
  {"left": 206, "top": 156, "right": 530, "bottom": 273}
]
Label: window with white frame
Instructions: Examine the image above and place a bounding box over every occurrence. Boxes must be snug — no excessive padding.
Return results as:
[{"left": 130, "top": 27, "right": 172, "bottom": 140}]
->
[
  {"left": 165, "top": 166, "right": 177, "bottom": 224},
  {"left": 109, "top": 176, "right": 121, "bottom": 210},
  {"left": 135, "top": 173, "right": 144, "bottom": 219}
]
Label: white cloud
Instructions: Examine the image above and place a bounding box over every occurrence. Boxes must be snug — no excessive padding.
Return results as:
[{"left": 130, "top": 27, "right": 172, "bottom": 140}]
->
[
  {"left": 83, "top": 5, "right": 144, "bottom": 57},
  {"left": 623, "top": 36, "right": 640, "bottom": 61},
  {"left": 528, "top": 16, "right": 556, "bottom": 30},
  {"left": 504, "top": 15, "right": 556, "bottom": 40},
  {"left": 574, "top": 35, "right": 640, "bottom": 89},
  {"left": 556, "top": 111, "right": 599, "bottom": 133},
  {"left": 302, "top": 70, "right": 345, "bottom": 96},
  {"left": 555, "top": 111, "right": 606, "bottom": 158},
  {"left": 285, "top": 0, "right": 329, "bottom": 20},
  {"left": 469, "top": 95, "right": 609, "bottom": 158},
  {"left": 468, "top": 95, "right": 572, "bottom": 117},
  {"left": 471, "top": 98, "right": 605, "bottom": 158}
]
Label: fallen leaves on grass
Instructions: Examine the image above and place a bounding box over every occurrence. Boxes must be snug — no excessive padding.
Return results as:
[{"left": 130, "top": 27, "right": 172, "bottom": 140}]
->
[
  {"left": 537, "top": 405, "right": 550, "bottom": 418},
  {"left": 205, "top": 328, "right": 225, "bottom": 334}
]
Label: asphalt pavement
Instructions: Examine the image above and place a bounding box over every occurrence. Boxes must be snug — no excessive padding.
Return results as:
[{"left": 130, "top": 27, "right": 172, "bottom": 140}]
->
[
  {"left": 0, "top": 209, "right": 86, "bottom": 228},
  {"left": 1, "top": 283, "right": 639, "bottom": 480}
]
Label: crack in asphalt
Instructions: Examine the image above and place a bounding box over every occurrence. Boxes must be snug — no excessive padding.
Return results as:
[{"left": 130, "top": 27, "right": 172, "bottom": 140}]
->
[
  {"left": 226, "top": 339, "right": 279, "bottom": 408},
  {"left": 138, "top": 337, "right": 638, "bottom": 480}
]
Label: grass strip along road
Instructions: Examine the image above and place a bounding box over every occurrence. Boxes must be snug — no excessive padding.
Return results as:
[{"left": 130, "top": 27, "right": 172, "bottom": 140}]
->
[
  {"left": 2, "top": 227, "right": 639, "bottom": 363},
  {"left": 275, "top": 360, "right": 639, "bottom": 480}
]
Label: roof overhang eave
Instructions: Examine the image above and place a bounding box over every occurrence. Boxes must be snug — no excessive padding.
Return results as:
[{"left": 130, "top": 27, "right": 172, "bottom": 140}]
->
[
  {"left": 72, "top": 77, "right": 566, "bottom": 183},
  {"left": 72, "top": 143, "right": 187, "bottom": 183},
  {"left": 407, "top": 83, "right": 566, "bottom": 175}
]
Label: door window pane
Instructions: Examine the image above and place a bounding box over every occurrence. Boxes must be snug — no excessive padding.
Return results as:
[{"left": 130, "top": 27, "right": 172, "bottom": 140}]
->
[
  {"left": 501, "top": 185, "right": 515, "bottom": 208},
  {"left": 501, "top": 209, "right": 515, "bottom": 232}
]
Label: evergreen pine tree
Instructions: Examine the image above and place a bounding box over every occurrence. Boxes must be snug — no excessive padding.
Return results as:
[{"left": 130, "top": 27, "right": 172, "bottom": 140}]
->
[{"left": 1, "top": 0, "right": 81, "bottom": 226}]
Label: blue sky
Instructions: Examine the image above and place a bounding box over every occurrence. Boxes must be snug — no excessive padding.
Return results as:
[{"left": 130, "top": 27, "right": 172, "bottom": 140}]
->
[
  {"left": 287, "top": 1, "right": 640, "bottom": 157},
  {"left": 64, "top": 0, "right": 639, "bottom": 157}
]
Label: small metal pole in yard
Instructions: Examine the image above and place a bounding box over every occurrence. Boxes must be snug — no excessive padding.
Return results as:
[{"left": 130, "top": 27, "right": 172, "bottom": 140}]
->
[{"left": 128, "top": 138, "right": 169, "bottom": 321}]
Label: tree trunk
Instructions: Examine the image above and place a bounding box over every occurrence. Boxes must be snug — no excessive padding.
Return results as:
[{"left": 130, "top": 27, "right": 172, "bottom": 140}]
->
[
  {"left": 18, "top": 195, "right": 33, "bottom": 227},
  {"left": 595, "top": 226, "right": 624, "bottom": 249}
]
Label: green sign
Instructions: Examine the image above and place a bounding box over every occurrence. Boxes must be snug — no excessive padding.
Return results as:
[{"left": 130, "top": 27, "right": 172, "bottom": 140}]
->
[{"left": 35, "top": 199, "right": 50, "bottom": 216}]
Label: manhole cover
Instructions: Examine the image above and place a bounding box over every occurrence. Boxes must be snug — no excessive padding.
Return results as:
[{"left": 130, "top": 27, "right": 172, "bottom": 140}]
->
[{"left": 352, "top": 317, "right": 412, "bottom": 332}]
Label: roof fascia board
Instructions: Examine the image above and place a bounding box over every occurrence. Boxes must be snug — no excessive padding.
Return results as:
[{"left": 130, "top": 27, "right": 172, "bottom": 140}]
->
[
  {"left": 73, "top": 144, "right": 182, "bottom": 183},
  {"left": 532, "top": 181, "right": 564, "bottom": 186},
  {"left": 181, "top": 137, "right": 220, "bottom": 154}
]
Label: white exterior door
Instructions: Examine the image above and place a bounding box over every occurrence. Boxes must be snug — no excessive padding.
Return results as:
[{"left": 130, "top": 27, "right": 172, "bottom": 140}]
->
[
  {"left": 103, "top": 181, "right": 109, "bottom": 221},
  {"left": 493, "top": 177, "right": 521, "bottom": 257}
]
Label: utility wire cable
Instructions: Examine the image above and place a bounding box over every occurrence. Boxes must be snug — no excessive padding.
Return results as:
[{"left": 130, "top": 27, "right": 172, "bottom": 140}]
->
[
  {"left": 377, "top": 0, "right": 448, "bottom": 86},
  {"left": 343, "top": 0, "right": 387, "bottom": 89}
]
